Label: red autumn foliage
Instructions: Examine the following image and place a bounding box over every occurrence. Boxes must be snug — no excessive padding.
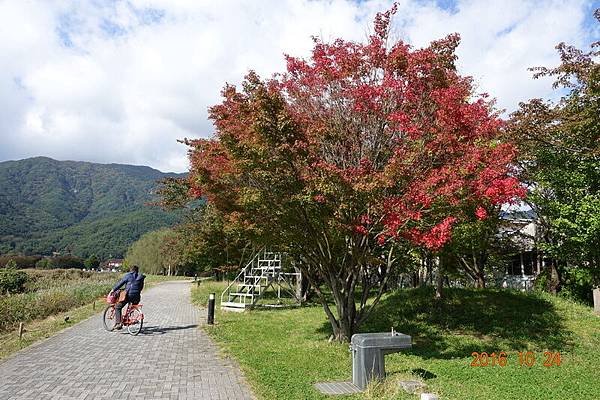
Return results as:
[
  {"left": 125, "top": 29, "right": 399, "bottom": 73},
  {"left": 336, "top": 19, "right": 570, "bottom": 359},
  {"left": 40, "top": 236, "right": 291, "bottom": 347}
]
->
[
  {"left": 186, "top": 7, "right": 524, "bottom": 252},
  {"left": 183, "top": 5, "right": 525, "bottom": 340},
  {"left": 475, "top": 206, "right": 488, "bottom": 220}
]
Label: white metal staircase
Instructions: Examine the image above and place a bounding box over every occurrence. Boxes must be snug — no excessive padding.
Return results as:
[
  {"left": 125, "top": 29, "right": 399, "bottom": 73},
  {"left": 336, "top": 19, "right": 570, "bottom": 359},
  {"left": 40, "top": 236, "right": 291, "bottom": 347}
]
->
[{"left": 221, "top": 250, "right": 299, "bottom": 312}]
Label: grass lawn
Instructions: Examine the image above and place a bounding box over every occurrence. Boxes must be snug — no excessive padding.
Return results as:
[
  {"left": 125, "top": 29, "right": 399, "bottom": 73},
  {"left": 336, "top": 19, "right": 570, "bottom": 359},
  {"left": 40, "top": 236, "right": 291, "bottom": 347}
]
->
[
  {"left": 193, "top": 281, "right": 600, "bottom": 400},
  {"left": 0, "top": 271, "right": 188, "bottom": 360}
]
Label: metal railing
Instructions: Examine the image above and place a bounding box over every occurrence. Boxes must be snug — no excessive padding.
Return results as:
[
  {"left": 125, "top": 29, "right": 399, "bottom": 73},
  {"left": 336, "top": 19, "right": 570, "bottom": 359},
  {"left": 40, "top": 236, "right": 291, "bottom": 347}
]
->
[
  {"left": 220, "top": 249, "right": 263, "bottom": 305},
  {"left": 220, "top": 250, "right": 302, "bottom": 309}
]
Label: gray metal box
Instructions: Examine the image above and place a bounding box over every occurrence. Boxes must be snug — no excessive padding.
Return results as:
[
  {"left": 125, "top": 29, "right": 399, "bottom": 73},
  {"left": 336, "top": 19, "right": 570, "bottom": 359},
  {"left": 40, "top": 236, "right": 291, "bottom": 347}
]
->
[{"left": 351, "top": 332, "right": 412, "bottom": 390}]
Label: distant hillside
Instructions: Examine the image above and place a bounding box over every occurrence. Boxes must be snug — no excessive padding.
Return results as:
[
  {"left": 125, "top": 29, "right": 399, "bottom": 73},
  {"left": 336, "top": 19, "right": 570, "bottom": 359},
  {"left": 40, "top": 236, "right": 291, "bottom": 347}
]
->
[{"left": 0, "top": 157, "right": 184, "bottom": 259}]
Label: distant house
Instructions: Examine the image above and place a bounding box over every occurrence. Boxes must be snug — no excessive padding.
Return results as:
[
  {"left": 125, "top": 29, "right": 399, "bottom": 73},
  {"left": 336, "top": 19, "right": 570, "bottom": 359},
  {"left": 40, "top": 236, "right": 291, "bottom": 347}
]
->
[
  {"left": 101, "top": 259, "right": 124, "bottom": 272},
  {"left": 498, "top": 210, "right": 547, "bottom": 291}
]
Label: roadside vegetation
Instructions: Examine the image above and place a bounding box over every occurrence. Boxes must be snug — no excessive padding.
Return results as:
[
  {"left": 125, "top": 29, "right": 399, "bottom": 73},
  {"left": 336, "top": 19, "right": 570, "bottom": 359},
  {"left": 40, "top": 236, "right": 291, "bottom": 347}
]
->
[
  {"left": 0, "top": 269, "right": 186, "bottom": 360},
  {"left": 193, "top": 281, "right": 600, "bottom": 400},
  {"left": 0, "top": 269, "right": 118, "bottom": 333}
]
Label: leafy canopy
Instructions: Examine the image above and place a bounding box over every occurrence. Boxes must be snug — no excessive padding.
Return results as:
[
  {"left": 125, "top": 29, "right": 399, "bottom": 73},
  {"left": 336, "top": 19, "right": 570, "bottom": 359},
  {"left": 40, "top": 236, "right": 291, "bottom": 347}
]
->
[
  {"left": 508, "top": 15, "right": 600, "bottom": 297},
  {"left": 188, "top": 7, "right": 523, "bottom": 251},
  {"left": 184, "top": 6, "right": 524, "bottom": 340}
]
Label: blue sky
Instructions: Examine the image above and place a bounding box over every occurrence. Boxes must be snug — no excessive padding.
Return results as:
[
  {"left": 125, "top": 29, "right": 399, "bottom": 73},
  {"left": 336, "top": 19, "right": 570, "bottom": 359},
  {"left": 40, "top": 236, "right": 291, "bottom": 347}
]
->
[{"left": 0, "top": 0, "right": 597, "bottom": 172}]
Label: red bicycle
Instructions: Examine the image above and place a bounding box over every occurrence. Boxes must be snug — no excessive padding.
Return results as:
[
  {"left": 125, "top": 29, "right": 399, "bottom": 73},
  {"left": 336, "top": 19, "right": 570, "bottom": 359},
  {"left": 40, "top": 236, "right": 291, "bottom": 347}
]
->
[{"left": 103, "top": 292, "right": 144, "bottom": 335}]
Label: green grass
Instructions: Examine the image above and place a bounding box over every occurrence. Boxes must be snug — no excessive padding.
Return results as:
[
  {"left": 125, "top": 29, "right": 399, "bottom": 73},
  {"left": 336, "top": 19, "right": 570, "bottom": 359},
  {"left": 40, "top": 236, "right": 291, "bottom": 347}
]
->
[
  {"left": 193, "top": 282, "right": 600, "bottom": 400},
  {"left": 0, "top": 270, "right": 188, "bottom": 360}
]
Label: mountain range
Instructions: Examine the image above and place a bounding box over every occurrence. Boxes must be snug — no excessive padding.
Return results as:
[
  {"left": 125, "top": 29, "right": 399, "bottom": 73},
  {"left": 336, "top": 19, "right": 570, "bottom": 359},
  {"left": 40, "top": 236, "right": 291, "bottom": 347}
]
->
[{"left": 0, "top": 157, "right": 184, "bottom": 259}]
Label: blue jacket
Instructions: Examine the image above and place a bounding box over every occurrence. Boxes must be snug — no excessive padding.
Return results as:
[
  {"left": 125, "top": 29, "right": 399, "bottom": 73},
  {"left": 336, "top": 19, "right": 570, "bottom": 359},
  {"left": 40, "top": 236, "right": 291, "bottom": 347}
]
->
[{"left": 112, "top": 271, "right": 145, "bottom": 296}]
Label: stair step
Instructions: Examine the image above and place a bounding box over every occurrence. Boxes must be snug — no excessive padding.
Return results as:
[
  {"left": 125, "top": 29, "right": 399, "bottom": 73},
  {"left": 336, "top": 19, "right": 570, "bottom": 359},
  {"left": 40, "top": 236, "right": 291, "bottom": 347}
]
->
[
  {"left": 221, "top": 301, "right": 246, "bottom": 307},
  {"left": 251, "top": 270, "right": 280, "bottom": 274},
  {"left": 229, "top": 292, "right": 255, "bottom": 297},
  {"left": 221, "top": 302, "right": 248, "bottom": 312}
]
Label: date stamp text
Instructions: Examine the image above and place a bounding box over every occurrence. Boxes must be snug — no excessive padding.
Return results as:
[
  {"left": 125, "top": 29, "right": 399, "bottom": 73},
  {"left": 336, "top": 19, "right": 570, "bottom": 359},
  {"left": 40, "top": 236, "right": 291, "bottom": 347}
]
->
[{"left": 470, "top": 351, "right": 561, "bottom": 367}]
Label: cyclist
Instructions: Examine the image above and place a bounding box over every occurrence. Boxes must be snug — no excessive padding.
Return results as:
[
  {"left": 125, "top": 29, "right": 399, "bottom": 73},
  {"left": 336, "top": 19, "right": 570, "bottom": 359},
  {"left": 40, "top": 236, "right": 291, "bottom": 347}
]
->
[{"left": 109, "top": 265, "right": 145, "bottom": 330}]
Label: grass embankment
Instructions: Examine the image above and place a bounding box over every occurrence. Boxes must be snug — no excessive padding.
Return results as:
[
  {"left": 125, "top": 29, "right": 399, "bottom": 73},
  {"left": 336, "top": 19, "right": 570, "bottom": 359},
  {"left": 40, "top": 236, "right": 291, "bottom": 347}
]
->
[
  {"left": 0, "top": 269, "right": 187, "bottom": 360},
  {"left": 193, "top": 281, "right": 600, "bottom": 400}
]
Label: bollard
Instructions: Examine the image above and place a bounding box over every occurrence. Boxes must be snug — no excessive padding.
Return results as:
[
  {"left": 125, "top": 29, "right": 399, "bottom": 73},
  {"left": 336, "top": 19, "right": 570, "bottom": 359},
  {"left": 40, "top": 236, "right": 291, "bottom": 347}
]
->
[
  {"left": 18, "top": 323, "right": 24, "bottom": 340},
  {"left": 207, "top": 293, "right": 215, "bottom": 325}
]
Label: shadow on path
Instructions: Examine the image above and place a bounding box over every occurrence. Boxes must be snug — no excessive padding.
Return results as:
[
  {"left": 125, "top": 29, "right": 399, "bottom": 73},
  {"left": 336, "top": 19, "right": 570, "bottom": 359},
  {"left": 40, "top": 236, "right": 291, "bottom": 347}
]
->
[{"left": 138, "top": 324, "right": 198, "bottom": 335}]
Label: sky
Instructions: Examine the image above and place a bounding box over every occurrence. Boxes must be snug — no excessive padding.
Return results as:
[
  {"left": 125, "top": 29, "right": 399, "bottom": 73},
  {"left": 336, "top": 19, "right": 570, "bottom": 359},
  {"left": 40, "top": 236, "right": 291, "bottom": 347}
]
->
[{"left": 0, "top": 0, "right": 598, "bottom": 173}]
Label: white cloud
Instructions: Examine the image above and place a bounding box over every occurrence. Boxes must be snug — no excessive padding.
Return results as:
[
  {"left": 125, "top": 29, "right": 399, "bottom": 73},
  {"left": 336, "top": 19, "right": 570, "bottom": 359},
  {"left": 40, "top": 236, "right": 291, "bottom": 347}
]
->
[{"left": 0, "top": 0, "right": 596, "bottom": 172}]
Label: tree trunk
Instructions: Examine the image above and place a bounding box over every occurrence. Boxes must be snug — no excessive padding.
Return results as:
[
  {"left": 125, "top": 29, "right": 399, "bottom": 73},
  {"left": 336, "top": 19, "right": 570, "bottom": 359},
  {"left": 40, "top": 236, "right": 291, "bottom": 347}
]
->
[
  {"left": 474, "top": 271, "right": 486, "bottom": 288},
  {"left": 458, "top": 252, "right": 487, "bottom": 289},
  {"left": 316, "top": 287, "right": 355, "bottom": 342},
  {"left": 294, "top": 266, "right": 311, "bottom": 303},
  {"left": 309, "top": 264, "right": 389, "bottom": 342},
  {"left": 435, "top": 268, "right": 444, "bottom": 299},
  {"left": 547, "top": 261, "right": 561, "bottom": 294}
]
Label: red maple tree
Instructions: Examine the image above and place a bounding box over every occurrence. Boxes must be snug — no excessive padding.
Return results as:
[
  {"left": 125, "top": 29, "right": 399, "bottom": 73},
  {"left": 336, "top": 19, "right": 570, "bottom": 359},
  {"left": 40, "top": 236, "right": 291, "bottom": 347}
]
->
[{"left": 184, "top": 6, "right": 524, "bottom": 340}]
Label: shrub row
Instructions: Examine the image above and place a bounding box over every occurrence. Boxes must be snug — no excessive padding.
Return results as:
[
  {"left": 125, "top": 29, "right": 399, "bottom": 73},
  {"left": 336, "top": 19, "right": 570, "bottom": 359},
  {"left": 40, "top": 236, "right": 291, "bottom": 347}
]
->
[
  {"left": 0, "top": 280, "right": 113, "bottom": 333},
  {"left": 23, "top": 269, "right": 118, "bottom": 292},
  {"left": 0, "top": 255, "right": 85, "bottom": 269}
]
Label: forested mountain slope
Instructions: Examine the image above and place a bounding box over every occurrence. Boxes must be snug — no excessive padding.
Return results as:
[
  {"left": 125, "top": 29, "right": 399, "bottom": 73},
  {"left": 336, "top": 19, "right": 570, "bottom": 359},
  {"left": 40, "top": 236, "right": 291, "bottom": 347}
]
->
[{"left": 0, "top": 157, "right": 183, "bottom": 258}]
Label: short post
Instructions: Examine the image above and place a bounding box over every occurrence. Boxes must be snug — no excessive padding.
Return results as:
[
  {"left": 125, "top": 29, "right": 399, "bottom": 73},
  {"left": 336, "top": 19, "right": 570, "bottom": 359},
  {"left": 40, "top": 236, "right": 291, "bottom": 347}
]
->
[
  {"left": 18, "top": 323, "right": 24, "bottom": 340},
  {"left": 93, "top": 301, "right": 96, "bottom": 310},
  {"left": 593, "top": 288, "right": 600, "bottom": 314},
  {"left": 207, "top": 293, "right": 215, "bottom": 325}
]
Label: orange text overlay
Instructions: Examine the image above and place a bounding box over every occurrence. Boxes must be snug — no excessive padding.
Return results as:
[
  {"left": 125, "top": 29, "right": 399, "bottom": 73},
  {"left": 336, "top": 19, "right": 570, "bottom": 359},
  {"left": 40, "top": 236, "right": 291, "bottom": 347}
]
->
[{"left": 470, "top": 351, "right": 561, "bottom": 367}]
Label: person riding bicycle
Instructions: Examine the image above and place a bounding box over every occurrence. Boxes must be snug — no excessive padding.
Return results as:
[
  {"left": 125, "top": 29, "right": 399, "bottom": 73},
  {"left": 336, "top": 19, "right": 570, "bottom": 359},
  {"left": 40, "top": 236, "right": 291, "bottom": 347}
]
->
[{"left": 109, "top": 265, "right": 145, "bottom": 330}]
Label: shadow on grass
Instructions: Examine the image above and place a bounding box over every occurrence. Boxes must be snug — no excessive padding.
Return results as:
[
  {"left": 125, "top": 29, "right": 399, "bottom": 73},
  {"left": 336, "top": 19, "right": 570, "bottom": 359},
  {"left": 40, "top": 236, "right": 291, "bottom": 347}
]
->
[
  {"left": 411, "top": 368, "right": 436, "bottom": 380},
  {"left": 250, "top": 304, "right": 304, "bottom": 311},
  {"left": 318, "top": 287, "right": 573, "bottom": 359}
]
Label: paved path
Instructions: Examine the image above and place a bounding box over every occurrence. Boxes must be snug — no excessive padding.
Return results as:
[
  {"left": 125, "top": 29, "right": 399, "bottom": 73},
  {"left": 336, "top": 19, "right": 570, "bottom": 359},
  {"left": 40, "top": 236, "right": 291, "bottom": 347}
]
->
[{"left": 0, "top": 281, "right": 254, "bottom": 400}]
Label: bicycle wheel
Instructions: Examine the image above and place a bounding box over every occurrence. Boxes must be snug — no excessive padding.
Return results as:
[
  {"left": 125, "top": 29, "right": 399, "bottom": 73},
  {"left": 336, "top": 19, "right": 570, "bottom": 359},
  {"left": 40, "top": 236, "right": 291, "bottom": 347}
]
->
[
  {"left": 102, "top": 305, "right": 116, "bottom": 331},
  {"left": 126, "top": 308, "right": 144, "bottom": 336}
]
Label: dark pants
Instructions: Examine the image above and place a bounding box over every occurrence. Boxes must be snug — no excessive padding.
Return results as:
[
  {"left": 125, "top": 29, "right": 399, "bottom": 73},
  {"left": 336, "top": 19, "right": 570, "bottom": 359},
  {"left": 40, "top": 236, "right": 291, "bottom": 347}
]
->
[{"left": 115, "top": 293, "right": 141, "bottom": 324}]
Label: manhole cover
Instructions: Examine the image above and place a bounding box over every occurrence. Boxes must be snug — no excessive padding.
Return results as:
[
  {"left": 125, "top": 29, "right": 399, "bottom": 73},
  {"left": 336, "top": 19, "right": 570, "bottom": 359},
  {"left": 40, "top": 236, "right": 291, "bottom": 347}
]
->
[{"left": 314, "top": 381, "right": 362, "bottom": 395}]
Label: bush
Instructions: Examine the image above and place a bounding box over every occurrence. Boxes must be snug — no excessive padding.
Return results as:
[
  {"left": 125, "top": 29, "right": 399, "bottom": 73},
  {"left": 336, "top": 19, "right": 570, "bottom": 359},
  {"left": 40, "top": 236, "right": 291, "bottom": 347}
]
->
[
  {"left": 0, "top": 270, "right": 117, "bottom": 333},
  {"left": 0, "top": 256, "right": 41, "bottom": 269},
  {"left": 47, "top": 256, "right": 84, "bottom": 269},
  {"left": 0, "top": 264, "right": 29, "bottom": 294},
  {"left": 533, "top": 268, "right": 549, "bottom": 293},
  {"left": 534, "top": 265, "right": 595, "bottom": 305},
  {"left": 560, "top": 267, "right": 595, "bottom": 305}
]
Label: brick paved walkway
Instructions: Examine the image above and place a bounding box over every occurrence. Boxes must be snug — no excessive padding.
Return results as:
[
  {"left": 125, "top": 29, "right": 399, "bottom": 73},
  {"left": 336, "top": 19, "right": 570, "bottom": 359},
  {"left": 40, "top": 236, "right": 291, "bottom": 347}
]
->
[{"left": 0, "top": 281, "right": 254, "bottom": 400}]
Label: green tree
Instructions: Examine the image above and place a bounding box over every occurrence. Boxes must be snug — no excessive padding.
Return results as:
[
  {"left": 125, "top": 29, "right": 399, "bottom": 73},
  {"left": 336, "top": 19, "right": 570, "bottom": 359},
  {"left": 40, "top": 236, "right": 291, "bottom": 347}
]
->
[
  {"left": 83, "top": 255, "right": 100, "bottom": 270},
  {"left": 508, "top": 19, "right": 600, "bottom": 300},
  {"left": 441, "top": 206, "right": 514, "bottom": 289},
  {"left": 171, "top": 204, "right": 253, "bottom": 278},
  {"left": 0, "top": 260, "right": 29, "bottom": 294},
  {"left": 179, "top": 8, "right": 524, "bottom": 341},
  {"left": 35, "top": 258, "right": 49, "bottom": 269},
  {"left": 125, "top": 228, "right": 180, "bottom": 275}
]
